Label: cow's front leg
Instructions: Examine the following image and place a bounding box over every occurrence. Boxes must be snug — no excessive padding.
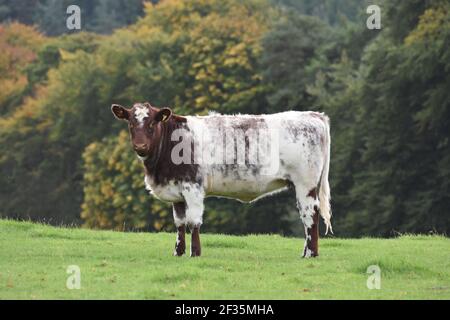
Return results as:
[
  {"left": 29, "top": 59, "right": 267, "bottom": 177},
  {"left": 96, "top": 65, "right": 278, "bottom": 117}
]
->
[
  {"left": 181, "top": 183, "right": 205, "bottom": 257},
  {"left": 173, "top": 202, "right": 186, "bottom": 256},
  {"left": 190, "top": 226, "right": 201, "bottom": 257},
  {"left": 296, "top": 186, "right": 320, "bottom": 258}
]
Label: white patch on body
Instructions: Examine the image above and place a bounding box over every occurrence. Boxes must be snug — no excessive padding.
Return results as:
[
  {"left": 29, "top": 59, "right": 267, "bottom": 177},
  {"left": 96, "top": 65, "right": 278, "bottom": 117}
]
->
[
  {"left": 144, "top": 176, "right": 183, "bottom": 202},
  {"left": 181, "top": 182, "right": 205, "bottom": 227}
]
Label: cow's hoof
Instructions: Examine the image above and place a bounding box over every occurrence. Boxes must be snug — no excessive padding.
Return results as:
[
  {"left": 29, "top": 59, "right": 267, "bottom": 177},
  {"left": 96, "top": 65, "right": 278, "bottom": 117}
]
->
[
  {"left": 190, "top": 249, "right": 201, "bottom": 257},
  {"left": 301, "top": 254, "right": 318, "bottom": 259},
  {"left": 302, "top": 249, "right": 318, "bottom": 258},
  {"left": 173, "top": 245, "right": 185, "bottom": 257},
  {"left": 173, "top": 250, "right": 185, "bottom": 257}
]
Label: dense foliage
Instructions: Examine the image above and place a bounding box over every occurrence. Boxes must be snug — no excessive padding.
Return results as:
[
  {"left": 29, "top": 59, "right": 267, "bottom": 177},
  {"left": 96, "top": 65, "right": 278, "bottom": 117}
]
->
[
  {"left": 0, "top": 23, "right": 44, "bottom": 114},
  {"left": 0, "top": 0, "right": 448, "bottom": 236}
]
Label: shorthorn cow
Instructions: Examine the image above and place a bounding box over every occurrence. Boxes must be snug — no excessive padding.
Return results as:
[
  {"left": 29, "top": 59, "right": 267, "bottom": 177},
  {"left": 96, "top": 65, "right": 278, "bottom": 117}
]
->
[{"left": 111, "top": 102, "right": 332, "bottom": 258}]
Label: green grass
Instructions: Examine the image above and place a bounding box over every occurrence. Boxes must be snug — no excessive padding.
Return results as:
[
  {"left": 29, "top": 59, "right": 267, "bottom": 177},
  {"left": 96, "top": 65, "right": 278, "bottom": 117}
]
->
[{"left": 0, "top": 219, "right": 449, "bottom": 299}]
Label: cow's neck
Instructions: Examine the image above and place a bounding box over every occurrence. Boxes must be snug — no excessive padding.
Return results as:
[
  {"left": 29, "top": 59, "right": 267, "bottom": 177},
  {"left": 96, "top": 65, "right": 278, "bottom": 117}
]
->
[{"left": 143, "top": 118, "right": 193, "bottom": 185}]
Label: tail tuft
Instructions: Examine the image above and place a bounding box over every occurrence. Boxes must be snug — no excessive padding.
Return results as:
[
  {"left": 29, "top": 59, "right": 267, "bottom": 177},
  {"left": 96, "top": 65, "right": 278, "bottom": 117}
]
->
[{"left": 319, "top": 115, "right": 333, "bottom": 235}]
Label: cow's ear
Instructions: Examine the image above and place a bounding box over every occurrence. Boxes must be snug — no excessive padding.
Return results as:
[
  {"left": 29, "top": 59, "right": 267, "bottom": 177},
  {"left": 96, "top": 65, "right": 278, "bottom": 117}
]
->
[
  {"left": 154, "top": 107, "right": 172, "bottom": 123},
  {"left": 111, "top": 104, "right": 129, "bottom": 120}
]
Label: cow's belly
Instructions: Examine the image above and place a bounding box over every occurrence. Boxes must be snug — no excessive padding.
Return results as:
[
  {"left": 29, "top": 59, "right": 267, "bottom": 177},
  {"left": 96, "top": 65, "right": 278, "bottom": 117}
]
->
[{"left": 205, "top": 175, "right": 289, "bottom": 202}]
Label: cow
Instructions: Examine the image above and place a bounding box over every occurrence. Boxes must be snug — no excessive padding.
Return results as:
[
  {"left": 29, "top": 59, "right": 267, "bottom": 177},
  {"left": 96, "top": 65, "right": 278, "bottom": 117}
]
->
[{"left": 111, "top": 102, "right": 332, "bottom": 258}]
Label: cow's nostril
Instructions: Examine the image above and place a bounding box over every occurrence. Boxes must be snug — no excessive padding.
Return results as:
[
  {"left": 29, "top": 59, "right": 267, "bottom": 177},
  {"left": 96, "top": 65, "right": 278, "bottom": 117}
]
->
[{"left": 135, "top": 144, "right": 147, "bottom": 149}]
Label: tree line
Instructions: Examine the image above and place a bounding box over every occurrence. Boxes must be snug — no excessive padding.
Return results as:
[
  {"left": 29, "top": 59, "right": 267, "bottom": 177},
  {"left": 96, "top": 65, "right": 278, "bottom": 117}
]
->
[{"left": 0, "top": 0, "right": 448, "bottom": 237}]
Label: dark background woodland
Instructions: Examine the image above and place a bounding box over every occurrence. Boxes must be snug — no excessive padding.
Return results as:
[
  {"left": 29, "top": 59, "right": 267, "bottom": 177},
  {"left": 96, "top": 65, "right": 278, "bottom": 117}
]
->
[{"left": 0, "top": 0, "right": 449, "bottom": 237}]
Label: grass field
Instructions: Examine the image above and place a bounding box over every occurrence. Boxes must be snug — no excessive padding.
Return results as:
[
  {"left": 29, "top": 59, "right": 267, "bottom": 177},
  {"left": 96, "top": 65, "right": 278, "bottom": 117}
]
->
[{"left": 0, "top": 219, "right": 449, "bottom": 300}]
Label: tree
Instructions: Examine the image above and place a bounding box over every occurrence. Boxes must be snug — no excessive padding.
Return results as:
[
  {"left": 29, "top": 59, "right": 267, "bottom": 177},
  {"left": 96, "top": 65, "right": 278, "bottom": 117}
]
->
[
  {"left": 82, "top": 131, "right": 171, "bottom": 231},
  {"left": 0, "top": 0, "right": 39, "bottom": 25},
  {"left": 271, "top": 0, "right": 374, "bottom": 25},
  {"left": 33, "top": 0, "right": 68, "bottom": 36},
  {"left": 309, "top": 0, "right": 450, "bottom": 236},
  {"left": 349, "top": 1, "right": 450, "bottom": 235},
  {"left": 0, "top": 23, "right": 44, "bottom": 115},
  {"left": 89, "top": 0, "right": 144, "bottom": 34},
  {"left": 0, "top": 34, "right": 104, "bottom": 224},
  {"left": 261, "top": 13, "right": 330, "bottom": 111}
]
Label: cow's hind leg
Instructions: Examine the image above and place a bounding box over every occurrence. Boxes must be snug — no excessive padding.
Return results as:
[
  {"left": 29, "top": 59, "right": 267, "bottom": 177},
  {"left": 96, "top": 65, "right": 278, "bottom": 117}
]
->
[
  {"left": 295, "top": 185, "right": 320, "bottom": 258},
  {"left": 173, "top": 202, "right": 186, "bottom": 256}
]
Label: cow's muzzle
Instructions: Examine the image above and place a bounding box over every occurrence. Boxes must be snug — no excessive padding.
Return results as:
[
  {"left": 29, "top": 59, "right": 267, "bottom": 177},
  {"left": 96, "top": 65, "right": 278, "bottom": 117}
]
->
[{"left": 133, "top": 143, "right": 149, "bottom": 156}]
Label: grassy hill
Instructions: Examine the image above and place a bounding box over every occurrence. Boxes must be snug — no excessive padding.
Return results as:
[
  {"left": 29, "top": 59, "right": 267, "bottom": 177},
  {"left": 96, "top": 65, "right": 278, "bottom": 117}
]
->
[{"left": 0, "top": 219, "right": 449, "bottom": 299}]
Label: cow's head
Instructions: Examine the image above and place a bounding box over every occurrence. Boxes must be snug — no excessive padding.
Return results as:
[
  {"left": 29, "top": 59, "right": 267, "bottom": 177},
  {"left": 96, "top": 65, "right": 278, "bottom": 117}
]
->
[{"left": 111, "top": 102, "right": 172, "bottom": 159}]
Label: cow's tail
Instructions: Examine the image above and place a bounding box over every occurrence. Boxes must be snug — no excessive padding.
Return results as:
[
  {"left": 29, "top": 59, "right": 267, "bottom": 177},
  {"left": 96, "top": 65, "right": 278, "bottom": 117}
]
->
[{"left": 319, "top": 115, "right": 333, "bottom": 235}]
